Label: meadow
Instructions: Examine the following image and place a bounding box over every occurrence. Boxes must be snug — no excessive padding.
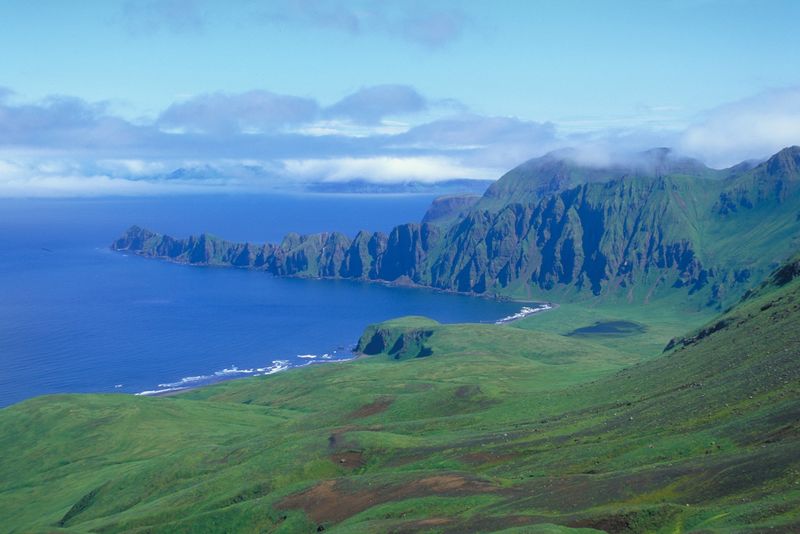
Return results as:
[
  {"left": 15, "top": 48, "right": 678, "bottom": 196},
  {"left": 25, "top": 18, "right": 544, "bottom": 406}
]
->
[{"left": 2, "top": 256, "right": 798, "bottom": 532}]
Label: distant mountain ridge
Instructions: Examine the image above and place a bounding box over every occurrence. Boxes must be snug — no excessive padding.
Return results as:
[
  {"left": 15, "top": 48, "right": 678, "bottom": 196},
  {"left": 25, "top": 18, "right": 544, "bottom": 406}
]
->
[
  {"left": 303, "top": 178, "right": 492, "bottom": 195},
  {"left": 139, "top": 164, "right": 494, "bottom": 195},
  {"left": 112, "top": 146, "right": 800, "bottom": 308}
]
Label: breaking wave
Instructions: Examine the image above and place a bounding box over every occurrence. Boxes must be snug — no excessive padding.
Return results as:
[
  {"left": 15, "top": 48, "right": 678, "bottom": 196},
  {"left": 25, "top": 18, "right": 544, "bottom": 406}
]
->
[{"left": 135, "top": 352, "right": 353, "bottom": 396}]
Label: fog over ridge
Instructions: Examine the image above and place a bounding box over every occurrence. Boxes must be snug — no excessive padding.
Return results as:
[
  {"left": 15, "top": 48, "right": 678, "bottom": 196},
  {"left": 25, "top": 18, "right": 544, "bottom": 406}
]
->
[{"left": 0, "top": 84, "right": 798, "bottom": 196}]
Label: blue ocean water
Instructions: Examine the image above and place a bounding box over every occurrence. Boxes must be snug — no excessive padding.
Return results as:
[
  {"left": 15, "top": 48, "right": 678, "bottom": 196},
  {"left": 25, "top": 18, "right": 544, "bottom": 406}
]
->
[{"left": 0, "top": 195, "right": 522, "bottom": 407}]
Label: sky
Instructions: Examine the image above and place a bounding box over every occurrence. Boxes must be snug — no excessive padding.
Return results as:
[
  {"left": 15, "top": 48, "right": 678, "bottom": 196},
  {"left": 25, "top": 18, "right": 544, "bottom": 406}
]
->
[{"left": 0, "top": 0, "right": 799, "bottom": 196}]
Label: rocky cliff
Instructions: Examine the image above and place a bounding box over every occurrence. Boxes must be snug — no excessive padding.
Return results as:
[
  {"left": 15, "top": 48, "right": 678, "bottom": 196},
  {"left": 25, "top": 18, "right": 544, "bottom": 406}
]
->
[{"left": 112, "top": 147, "right": 800, "bottom": 307}]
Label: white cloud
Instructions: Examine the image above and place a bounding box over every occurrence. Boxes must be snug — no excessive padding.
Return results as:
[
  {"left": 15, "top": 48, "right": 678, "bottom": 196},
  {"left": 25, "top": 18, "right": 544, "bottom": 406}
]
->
[
  {"left": 2, "top": 83, "right": 800, "bottom": 196},
  {"left": 96, "top": 159, "right": 169, "bottom": 176},
  {"left": 0, "top": 158, "right": 207, "bottom": 197},
  {"left": 282, "top": 156, "right": 497, "bottom": 183},
  {"left": 679, "top": 87, "right": 800, "bottom": 167},
  {"left": 289, "top": 119, "right": 411, "bottom": 138}
]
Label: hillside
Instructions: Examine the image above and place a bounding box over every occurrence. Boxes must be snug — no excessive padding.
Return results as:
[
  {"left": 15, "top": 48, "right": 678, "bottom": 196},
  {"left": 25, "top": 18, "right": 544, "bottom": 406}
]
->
[
  {"left": 421, "top": 194, "right": 481, "bottom": 224},
  {"left": 478, "top": 147, "right": 719, "bottom": 209},
  {"left": 1, "top": 253, "right": 799, "bottom": 532},
  {"left": 112, "top": 146, "right": 800, "bottom": 308}
]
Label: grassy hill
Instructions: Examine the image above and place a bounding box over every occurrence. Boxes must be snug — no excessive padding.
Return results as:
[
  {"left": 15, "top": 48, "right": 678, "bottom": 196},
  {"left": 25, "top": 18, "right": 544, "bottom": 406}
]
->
[
  {"left": 478, "top": 147, "right": 720, "bottom": 209},
  {"left": 1, "top": 254, "right": 799, "bottom": 532}
]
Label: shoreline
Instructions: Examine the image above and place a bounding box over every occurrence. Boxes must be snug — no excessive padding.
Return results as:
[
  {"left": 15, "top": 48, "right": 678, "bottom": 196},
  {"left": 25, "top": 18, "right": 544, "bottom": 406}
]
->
[
  {"left": 141, "top": 354, "right": 360, "bottom": 398},
  {"left": 137, "top": 302, "right": 556, "bottom": 399},
  {"left": 493, "top": 302, "right": 556, "bottom": 324},
  {"left": 117, "top": 248, "right": 551, "bottom": 306}
]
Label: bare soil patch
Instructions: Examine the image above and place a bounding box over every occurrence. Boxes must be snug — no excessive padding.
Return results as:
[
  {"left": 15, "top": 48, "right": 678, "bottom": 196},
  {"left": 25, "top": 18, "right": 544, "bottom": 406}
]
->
[
  {"left": 348, "top": 397, "right": 394, "bottom": 419},
  {"left": 330, "top": 450, "right": 364, "bottom": 470},
  {"left": 278, "top": 474, "right": 496, "bottom": 524}
]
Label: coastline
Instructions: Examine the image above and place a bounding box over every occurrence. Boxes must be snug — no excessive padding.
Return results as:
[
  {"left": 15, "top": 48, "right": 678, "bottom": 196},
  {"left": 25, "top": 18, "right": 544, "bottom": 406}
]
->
[
  {"left": 141, "top": 354, "right": 360, "bottom": 398},
  {"left": 136, "top": 301, "right": 556, "bottom": 399},
  {"left": 117, "top": 248, "right": 550, "bottom": 306},
  {"left": 493, "top": 302, "right": 556, "bottom": 324}
]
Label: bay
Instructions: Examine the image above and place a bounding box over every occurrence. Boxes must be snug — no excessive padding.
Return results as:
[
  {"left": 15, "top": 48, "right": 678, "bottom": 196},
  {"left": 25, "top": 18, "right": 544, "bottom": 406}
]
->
[{"left": 0, "top": 194, "right": 521, "bottom": 407}]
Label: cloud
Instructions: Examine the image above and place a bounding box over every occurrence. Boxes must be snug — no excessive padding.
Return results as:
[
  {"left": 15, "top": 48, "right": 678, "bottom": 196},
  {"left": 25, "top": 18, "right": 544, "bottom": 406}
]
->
[
  {"left": 2, "top": 84, "right": 799, "bottom": 196},
  {"left": 256, "top": 1, "right": 469, "bottom": 48},
  {"left": 395, "top": 115, "right": 560, "bottom": 168},
  {"left": 95, "top": 159, "right": 170, "bottom": 177},
  {"left": 282, "top": 156, "right": 496, "bottom": 183},
  {"left": 324, "top": 84, "right": 427, "bottom": 124},
  {"left": 400, "top": 9, "right": 467, "bottom": 48},
  {"left": 120, "top": 0, "right": 205, "bottom": 35},
  {"left": 158, "top": 91, "right": 319, "bottom": 133},
  {"left": 264, "top": 0, "right": 363, "bottom": 34},
  {"left": 156, "top": 85, "right": 430, "bottom": 133},
  {"left": 0, "top": 95, "right": 144, "bottom": 151},
  {"left": 399, "top": 115, "right": 556, "bottom": 149},
  {"left": 679, "top": 86, "right": 800, "bottom": 167},
  {"left": 0, "top": 158, "right": 205, "bottom": 197}
]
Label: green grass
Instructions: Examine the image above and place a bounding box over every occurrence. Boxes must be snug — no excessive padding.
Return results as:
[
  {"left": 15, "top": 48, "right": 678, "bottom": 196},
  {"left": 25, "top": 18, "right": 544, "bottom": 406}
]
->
[
  {"left": 1, "top": 263, "right": 800, "bottom": 532},
  {"left": 511, "top": 295, "right": 716, "bottom": 357}
]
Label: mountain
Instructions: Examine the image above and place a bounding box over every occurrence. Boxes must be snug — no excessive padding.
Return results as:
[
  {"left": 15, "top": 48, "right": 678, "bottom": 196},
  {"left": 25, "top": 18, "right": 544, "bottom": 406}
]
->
[
  {"left": 421, "top": 194, "right": 481, "bottom": 224},
  {"left": 479, "top": 147, "right": 719, "bottom": 209},
  {"left": 113, "top": 147, "right": 800, "bottom": 308},
  {"left": 3, "top": 243, "right": 799, "bottom": 532}
]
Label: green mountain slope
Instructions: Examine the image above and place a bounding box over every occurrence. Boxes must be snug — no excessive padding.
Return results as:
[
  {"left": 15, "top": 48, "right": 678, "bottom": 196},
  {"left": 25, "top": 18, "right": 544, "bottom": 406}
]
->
[
  {"left": 2, "top": 254, "right": 799, "bottom": 532},
  {"left": 478, "top": 147, "right": 719, "bottom": 209},
  {"left": 112, "top": 147, "right": 800, "bottom": 308}
]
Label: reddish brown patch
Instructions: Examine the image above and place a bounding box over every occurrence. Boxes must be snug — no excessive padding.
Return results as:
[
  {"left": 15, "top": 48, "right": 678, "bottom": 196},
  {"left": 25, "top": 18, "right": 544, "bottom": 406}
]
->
[
  {"left": 280, "top": 480, "right": 343, "bottom": 524},
  {"left": 330, "top": 450, "right": 364, "bottom": 470},
  {"left": 348, "top": 397, "right": 394, "bottom": 419},
  {"left": 278, "top": 474, "right": 496, "bottom": 524}
]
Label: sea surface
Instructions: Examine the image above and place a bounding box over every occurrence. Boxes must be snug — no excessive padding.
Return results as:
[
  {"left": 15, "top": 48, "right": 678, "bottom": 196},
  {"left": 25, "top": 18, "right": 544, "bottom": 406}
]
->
[{"left": 0, "top": 194, "right": 523, "bottom": 407}]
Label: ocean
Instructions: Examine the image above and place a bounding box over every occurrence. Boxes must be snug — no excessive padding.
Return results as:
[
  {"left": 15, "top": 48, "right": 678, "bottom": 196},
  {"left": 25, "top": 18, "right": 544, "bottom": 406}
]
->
[{"left": 0, "top": 194, "right": 523, "bottom": 407}]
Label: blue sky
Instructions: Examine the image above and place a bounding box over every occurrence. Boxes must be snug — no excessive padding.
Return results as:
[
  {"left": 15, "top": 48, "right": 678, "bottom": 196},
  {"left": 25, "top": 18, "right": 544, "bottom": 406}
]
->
[{"left": 1, "top": 0, "right": 799, "bottom": 195}]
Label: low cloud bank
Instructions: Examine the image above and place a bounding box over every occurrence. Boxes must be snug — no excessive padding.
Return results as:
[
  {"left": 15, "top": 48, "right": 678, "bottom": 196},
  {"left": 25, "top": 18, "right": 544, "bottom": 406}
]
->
[
  {"left": 0, "top": 84, "right": 798, "bottom": 196},
  {"left": 679, "top": 87, "right": 800, "bottom": 167}
]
